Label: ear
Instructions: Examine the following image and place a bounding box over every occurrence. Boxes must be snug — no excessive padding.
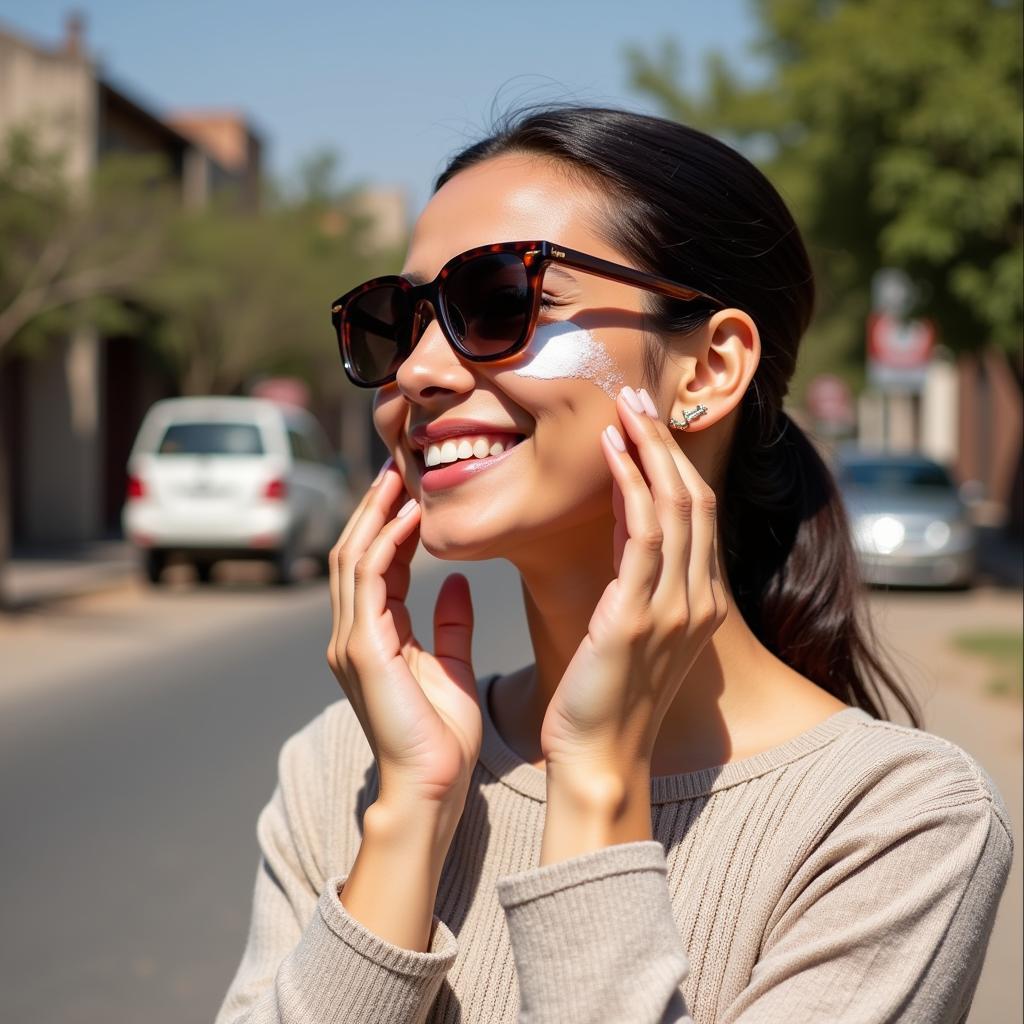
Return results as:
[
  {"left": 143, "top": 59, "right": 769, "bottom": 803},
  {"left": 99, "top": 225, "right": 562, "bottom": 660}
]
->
[{"left": 667, "top": 309, "right": 760, "bottom": 432}]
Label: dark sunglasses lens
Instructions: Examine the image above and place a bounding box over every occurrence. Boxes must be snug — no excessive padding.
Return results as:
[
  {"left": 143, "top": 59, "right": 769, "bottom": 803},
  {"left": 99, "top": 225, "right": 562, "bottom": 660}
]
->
[
  {"left": 445, "top": 253, "right": 530, "bottom": 356},
  {"left": 344, "top": 285, "right": 411, "bottom": 384}
]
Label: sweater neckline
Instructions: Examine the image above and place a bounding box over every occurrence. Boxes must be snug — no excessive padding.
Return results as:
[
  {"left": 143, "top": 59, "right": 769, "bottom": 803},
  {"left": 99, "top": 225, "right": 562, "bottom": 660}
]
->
[{"left": 476, "top": 673, "right": 873, "bottom": 803}]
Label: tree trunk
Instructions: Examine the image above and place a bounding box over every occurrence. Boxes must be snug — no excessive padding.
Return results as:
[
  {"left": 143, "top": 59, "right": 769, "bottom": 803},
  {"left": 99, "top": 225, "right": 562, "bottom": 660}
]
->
[{"left": 0, "top": 367, "right": 11, "bottom": 612}]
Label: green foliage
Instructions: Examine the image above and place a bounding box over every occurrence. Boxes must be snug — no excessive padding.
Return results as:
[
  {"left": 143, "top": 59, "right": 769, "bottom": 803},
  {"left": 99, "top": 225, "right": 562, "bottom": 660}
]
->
[
  {"left": 0, "top": 125, "right": 175, "bottom": 354},
  {"left": 138, "top": 151, "right": 400, "bottom": 396},
  {"left": 951, "top": 628, "right": 1023, "bottom": 699},
  {"left": 626, "top": 0, "right": 1024, "bottom": 397},
  {"left": 0, "top": 124, "right": 405, "bottom": 401}
]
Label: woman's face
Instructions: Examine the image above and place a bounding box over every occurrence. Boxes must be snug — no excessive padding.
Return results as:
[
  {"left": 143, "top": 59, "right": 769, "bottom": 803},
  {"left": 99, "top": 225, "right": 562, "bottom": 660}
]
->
[{"left": 373, "top": 152, "right": 668, "bottom": 564}]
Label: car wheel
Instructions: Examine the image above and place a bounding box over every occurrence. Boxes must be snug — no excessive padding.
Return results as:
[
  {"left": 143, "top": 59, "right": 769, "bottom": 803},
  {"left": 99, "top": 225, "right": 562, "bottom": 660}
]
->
[
  {"left": 144, "top": 550, "right": 167, "bottom": 585},
  {"left": 271, "top": 540, "right": 297, "bottom": 586}
]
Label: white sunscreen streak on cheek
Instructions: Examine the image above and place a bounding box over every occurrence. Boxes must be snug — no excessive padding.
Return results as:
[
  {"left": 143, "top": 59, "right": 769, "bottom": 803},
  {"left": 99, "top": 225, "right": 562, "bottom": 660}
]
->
[{"left": 509, "top": 320, "right": 625, "bottom": 398}]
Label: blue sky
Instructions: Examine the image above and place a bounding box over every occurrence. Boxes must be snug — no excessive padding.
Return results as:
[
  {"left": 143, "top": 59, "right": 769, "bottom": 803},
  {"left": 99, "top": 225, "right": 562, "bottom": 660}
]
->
[{"left": 1, "top": 1, "right": 761, "bottom": 218}]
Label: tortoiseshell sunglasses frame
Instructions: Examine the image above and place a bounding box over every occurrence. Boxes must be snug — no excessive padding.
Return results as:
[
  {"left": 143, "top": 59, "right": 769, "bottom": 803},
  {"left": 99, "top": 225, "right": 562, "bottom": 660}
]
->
[{"left": 330, "top": 239, "right": 725, "bottom": 388}]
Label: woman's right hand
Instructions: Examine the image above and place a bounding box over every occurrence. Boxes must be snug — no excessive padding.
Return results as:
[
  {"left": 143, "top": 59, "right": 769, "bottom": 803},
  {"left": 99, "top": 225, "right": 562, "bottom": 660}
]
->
[{"left": 326, "top": 459, "right": 482, "bottom": 813}]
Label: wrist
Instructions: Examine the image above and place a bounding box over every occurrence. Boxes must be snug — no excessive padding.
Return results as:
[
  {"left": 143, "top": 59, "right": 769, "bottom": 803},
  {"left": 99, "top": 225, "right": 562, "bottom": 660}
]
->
[
  {"left": 540, "top": 766, "right": 652, "bottom": 866},
  {"left": 366, "top": 791, "right": 466, "bottom": 850}
]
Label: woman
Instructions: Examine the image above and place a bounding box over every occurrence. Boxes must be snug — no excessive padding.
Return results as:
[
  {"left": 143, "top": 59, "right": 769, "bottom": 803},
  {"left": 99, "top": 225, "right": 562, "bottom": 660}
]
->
[{"left": 216, "top": 106, "right": 1012, "bottom": 1024}]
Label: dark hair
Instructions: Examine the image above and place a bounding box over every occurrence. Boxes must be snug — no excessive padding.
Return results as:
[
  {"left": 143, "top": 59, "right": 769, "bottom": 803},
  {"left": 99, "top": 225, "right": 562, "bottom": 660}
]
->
[{"left": 434, "top": 103, "right": 921, "bottom": 727}]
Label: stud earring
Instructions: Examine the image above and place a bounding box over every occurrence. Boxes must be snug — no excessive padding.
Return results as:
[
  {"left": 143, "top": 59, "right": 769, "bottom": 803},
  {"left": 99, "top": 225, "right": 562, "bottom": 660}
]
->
[{"left": 668, "top": 404, "right": 709, "bottom": 431}]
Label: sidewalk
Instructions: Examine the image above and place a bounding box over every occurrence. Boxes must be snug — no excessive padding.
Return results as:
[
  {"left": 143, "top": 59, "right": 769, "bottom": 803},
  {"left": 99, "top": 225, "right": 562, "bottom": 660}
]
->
[{"left": 2, "top": 541, "right": 137, "bottom": 611}]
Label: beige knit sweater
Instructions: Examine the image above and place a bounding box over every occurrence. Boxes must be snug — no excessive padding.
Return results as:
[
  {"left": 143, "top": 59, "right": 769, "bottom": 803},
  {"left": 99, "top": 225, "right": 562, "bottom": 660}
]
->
[{"left": 215, "top": 674, "right": 1013, "bottom": 1023}]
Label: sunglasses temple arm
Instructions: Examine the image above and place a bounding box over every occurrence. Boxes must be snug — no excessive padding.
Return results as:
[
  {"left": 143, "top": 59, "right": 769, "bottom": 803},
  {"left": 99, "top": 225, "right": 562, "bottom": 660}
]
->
[{"left": 552, "top": 246, "right": 725, "bottom": 307}]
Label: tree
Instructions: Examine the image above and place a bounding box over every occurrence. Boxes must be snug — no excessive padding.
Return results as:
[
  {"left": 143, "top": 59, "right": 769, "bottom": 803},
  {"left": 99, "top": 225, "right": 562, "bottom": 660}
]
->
[
  {"left": 626, "top": 0, "right": 1023, "bottom": 395},
  {"left": 139, "top": 150, "right": 398, "bottom": 396},
  {"left": 0, "top": 127, "right": 173, "bottom": 354},
  {"left": 0, "top": 127, "right": 174, "bottom": 609}
]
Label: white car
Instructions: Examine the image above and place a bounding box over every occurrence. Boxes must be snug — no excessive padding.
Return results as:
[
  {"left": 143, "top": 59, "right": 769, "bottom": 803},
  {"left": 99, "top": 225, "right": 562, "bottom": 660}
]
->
[{"left": 122, "top": 396, "right": 354, "bottom": 584}]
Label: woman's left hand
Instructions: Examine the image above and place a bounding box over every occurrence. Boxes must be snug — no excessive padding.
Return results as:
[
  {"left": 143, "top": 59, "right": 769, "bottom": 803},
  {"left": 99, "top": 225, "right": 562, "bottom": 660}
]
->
[{"left": 539, "top": 385, "right": 728, "bottom": 797}]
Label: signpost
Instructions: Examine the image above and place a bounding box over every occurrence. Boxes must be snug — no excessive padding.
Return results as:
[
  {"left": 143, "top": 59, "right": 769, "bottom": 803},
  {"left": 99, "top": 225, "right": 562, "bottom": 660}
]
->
[{"left": 862, "top": 269, "right": 936, "bottom": 452}]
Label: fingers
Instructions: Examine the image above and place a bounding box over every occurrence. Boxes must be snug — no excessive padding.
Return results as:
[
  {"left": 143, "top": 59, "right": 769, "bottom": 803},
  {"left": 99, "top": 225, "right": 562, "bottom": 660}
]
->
[
  {"left": 602, "top": 385, "right": 722, "bottom": 630},
  {"left": 326, "top": 461, "right": 410, "bottom": 714},
  {"left": 433, "top": 573, "right": 475, "bottom": 686},
  {"left": 615, "top": 387, "right": 694, "bottom": 601},
  {"left": 349, "top": 497, "right": 421, "bottom": 658},
  {"left": 330, "top": 470, "right": 405, "bottom": 634},
  {"left": 600, "top": 421, "right": 663, "bottom": 600}
]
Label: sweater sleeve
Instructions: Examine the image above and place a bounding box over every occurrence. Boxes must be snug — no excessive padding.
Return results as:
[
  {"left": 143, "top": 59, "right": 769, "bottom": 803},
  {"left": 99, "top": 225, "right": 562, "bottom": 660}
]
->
[
  {"left": 496, "top": 840, "right": 695, "bottom": 1024},
  {"left": 718, "top": 793, "right": 1013, "bottom": 1024},
  {"left": 495, "top": 775, "right": 1013, "bottom": 1024},
  {"left": 214, "top": 708, "right": 459, "bottom": 1024}
]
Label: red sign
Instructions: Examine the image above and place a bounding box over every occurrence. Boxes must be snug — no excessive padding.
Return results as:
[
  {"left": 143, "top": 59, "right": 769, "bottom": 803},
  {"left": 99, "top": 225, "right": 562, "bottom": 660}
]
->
[{"left": 867, "top": 314, "right": 935, "bottom": 368}]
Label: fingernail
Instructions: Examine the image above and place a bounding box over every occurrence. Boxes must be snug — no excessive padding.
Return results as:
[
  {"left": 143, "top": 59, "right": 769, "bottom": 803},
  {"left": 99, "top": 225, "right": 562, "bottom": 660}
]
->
[
  {"left": 637, "top": 388, "right": 659, "bottom": 418},
  {"left": 604, "top": 424, "right": 626, "bottom": 452},
  {"left": 371, "top": 456, "right": 394, "bottom": 486},
  {"left": 397, "top": 498, "right": 418, "bottom": 518},
  {"left": 619, "top": 386, "right": 643, "bottom": 413}
]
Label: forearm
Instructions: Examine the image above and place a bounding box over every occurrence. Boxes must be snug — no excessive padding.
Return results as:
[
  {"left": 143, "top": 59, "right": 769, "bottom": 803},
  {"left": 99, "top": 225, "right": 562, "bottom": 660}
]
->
[
  {"left": 340, "top": 797, "right": 463, "bottom": 951},
  {"left": 540, "top": 764, "right": 652, "bottom": 866}
]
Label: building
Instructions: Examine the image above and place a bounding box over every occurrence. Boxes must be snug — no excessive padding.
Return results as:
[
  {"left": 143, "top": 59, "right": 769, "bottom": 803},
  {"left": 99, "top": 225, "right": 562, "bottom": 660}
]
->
[{"left": 0, "top": 15, "right": 263, "bottom": 548}]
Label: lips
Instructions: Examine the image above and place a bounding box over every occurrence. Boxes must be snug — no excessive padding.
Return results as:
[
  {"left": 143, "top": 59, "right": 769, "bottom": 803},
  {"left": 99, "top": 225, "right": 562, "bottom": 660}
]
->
[
  {"left": 416, "top": 434, "right": 526, "bottom": 493},
  {"left": 409, "top": 418, "right": 524, "bottom": 448}
]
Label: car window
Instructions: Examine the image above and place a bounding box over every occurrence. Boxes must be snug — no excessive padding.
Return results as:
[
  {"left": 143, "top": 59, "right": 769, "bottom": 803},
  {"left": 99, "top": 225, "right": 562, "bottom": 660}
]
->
[
  {"left": 157, "top": 422, "right": 264, "bottom": 456},
  {"left": 287, "top": 429, "right": 320, "bottom": 464},
  {"left": 838, "top": 460, "right": 953, "bottom": 490}
]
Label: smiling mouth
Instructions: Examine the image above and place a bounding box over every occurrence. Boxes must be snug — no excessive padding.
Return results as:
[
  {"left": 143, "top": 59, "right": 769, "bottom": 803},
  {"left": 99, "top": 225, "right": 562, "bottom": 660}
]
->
[{"left": 416, "top": 433, "right": 527, "bottom": 471}]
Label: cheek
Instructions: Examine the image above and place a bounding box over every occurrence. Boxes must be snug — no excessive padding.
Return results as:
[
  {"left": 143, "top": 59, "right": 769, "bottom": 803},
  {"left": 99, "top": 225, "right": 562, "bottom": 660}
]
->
[
  {"left": 372, "top": 388, "right": 405, "bottom": 447},
  {"left": 500, "top": 320, "right": 627, "bottom": 399}
]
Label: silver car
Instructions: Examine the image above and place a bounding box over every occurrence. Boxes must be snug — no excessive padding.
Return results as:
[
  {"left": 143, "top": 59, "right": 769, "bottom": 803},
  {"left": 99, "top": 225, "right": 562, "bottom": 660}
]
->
[
  {"left": 834, "top": 449, "right": 977, "bottom": 589},
  {"left": 123, "top": 396, "right": 354, "bottom": 584}
]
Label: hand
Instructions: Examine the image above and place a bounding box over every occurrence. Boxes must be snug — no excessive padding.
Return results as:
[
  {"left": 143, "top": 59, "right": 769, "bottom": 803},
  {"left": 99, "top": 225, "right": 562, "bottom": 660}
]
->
[
  {"left": 326, "top": 460, "right": 482, "bottom": 811},
  {"left": 539, "top": 386, "right": 728, "bottom": 788}
]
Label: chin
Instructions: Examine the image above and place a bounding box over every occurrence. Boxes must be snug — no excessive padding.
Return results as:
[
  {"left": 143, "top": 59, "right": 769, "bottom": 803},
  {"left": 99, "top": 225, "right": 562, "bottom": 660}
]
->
[{"left": 418, "top": 514, "right": 508, "bottom": 562}]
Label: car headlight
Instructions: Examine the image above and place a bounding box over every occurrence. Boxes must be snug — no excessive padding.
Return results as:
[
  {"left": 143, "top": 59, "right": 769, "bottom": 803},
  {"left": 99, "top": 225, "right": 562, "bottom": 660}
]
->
[
  {"left": 870, "top": 515, "right": 905, "bottom": 553},
  {"left": 923, "top": 520, "right": 951, "bottom": 549}
]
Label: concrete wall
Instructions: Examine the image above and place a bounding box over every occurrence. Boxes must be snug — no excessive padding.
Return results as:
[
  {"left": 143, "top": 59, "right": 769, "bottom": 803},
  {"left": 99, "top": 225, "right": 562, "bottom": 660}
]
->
[{"left": 0, "top": 30, "right": 96, "bottom": 182}]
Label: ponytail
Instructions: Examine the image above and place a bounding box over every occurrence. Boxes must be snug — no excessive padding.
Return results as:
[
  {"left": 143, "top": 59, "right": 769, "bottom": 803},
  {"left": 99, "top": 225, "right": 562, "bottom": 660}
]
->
[{"left": 722, "top": 394, "right": 922, "bottom": 725}]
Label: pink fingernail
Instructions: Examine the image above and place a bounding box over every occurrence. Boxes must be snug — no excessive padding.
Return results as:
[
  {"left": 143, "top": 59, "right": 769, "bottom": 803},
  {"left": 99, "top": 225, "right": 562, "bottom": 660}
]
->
[
  {"left": 372, "top": 457, "right": 394, "bottom": 486},
  {"left": 604, "top": 424, "right": 626, "bottom": 452},
  {"left": 370, "top": 458, "right": 393, "bottom": 485},
  {"left": 619, "top": 386, "right": 644, "bottom": 413},
  {"left": 397, "top": 498, "right": 418, "bottom": 518},
  {"left": 637, "top": 388, "right": 659, "bottom": 418}
]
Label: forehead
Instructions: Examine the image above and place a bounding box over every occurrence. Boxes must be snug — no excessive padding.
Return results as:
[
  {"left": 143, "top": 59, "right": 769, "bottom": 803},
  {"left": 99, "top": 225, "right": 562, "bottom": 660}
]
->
[{"left": 402, "top": 153, "right": 613, "bottom": 279}]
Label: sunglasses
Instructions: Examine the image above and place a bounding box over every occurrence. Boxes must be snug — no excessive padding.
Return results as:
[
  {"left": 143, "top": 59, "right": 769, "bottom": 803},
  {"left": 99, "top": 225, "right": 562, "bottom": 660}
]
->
[{"left": 330, "top": 239, "right": 725, "bottom": 388}]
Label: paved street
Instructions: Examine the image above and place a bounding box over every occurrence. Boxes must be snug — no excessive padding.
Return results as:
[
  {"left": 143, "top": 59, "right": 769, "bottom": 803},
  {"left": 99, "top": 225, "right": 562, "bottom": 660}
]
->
[{"left": 0, "top": 558, "right": 1019, "bottom": 1023}]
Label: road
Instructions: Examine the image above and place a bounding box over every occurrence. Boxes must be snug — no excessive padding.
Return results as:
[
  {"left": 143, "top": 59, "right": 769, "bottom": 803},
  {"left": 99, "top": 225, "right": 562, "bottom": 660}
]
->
[{"left": 0, "top": 557, "right": 1019, "bottom": 1024}]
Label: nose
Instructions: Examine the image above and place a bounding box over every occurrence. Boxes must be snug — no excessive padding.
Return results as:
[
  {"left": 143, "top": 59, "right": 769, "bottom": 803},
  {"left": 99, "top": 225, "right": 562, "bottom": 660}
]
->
[{"left": 394, "top": 299, "right": 477, "bottom": 403}]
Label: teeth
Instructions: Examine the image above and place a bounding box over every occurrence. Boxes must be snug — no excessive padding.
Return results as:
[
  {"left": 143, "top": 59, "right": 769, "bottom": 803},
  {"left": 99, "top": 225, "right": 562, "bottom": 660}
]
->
[{"left": 424, "top": 434, "right": 519, "bottom": 468}]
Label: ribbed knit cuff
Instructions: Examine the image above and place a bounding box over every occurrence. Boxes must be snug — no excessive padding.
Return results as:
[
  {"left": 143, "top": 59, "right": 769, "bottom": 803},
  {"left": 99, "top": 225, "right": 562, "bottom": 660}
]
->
[
  {"left": 279, "top": 875, "right": 457, "bottom": 1022},
  {"left": 496, "top": 841, "right": 690, "bottom": 1024},
  {"left": 319, "top": 876, "right": 458, "bottom": 975}
]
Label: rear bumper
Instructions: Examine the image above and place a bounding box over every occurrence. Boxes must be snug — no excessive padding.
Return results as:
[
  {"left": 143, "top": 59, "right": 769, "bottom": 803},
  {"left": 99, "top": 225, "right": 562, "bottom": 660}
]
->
[
  {"left": 122, "top": 502, "right": 294, "bottom": 551},
  {"left": 857, "top": 548, "right": 976, "bottom": 587}
]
